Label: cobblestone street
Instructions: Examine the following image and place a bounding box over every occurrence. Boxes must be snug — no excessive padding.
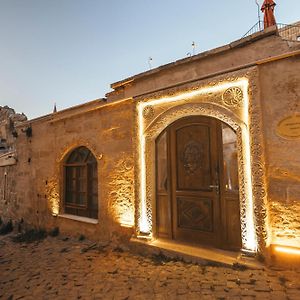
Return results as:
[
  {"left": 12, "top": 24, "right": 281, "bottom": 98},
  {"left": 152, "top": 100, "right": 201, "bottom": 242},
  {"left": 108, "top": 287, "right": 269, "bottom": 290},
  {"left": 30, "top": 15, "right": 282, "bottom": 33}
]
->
[{"left": 1, "top": 233, "right": 300, "bottom": 300}]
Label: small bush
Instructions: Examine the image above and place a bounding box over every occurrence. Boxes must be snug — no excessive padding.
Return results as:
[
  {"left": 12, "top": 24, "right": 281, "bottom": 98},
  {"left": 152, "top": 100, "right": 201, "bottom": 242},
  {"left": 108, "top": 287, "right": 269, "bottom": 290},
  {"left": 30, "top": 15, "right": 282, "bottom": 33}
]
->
[
  {"left": 279, "top": 276, "right": 288, "bottom": 286},
  {"left": 49, "top": 227, "right": 59, "bottom": 237},
  {"left": 12, "top": 228, "right": 47, "bottom": 243},
  {"left": 78, "top": 234, "right": 85, "bottom": 241},
  {"left": 232, "top": 262, "right": 248, "bottom": 271},
  {"left": 17, "top": 218, "right": 24, "bottom": 233},
  {"left": 151, "top": 251, "right": 173, "bottom": 265},
  {"left": 0, "top": 220, "right": 13, "bottom": 235},
  {"left": 112, "top": 246, "right": 124, "bottom": 253}
]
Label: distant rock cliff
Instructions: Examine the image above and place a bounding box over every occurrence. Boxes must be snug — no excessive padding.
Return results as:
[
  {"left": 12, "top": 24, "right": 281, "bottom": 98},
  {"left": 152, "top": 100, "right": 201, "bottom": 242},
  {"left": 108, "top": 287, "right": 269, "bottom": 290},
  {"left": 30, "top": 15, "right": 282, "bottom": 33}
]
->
[{"left": 0, "top": 106, "right": 27, "bottom": 153}]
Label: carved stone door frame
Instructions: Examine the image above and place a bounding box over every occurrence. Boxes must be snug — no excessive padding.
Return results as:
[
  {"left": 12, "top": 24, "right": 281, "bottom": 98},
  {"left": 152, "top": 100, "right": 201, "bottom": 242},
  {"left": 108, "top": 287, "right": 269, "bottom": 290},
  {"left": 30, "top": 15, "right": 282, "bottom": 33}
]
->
[{"left": 135, "top": 71, "right": 269, "bottom": 256}]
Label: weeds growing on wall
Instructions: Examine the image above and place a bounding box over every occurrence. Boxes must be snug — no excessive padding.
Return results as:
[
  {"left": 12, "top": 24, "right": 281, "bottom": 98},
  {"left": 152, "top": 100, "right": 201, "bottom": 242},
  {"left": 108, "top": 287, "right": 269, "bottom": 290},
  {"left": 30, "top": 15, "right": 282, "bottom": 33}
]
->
[
  {"left": 151, "top": 251, "right": 176, "bottom": 265},
  {"left": 48, "top": 227, "right": 59, "bottom": 237},
  {"left": 0, "top": 220, "right": 13, "bottom": 235},
  {"left": 12, "top": 228, "right": 47, "bottom": 243},
  {"left": 78, "top": 234, "right": 85, "bottom": 241}
]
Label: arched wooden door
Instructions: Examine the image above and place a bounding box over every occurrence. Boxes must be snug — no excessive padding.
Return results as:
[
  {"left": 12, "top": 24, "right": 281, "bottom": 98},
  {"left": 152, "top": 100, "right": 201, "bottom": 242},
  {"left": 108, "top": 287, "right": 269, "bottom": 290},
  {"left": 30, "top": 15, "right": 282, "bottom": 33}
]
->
[{"left": 156, "top": 116, "right": 241, "bottom": 250}]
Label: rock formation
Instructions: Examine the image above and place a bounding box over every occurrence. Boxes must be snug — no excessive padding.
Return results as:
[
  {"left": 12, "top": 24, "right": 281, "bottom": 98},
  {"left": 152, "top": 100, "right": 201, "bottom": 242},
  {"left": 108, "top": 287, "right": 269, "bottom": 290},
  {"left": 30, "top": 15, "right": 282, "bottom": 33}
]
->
[{"left": 0, "top": 106, "right": 27, "bottom": 153}]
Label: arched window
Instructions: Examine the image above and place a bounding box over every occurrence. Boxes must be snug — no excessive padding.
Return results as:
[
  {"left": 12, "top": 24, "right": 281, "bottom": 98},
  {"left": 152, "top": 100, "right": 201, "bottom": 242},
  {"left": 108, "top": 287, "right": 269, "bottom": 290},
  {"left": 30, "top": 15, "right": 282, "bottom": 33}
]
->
[{"left": 64, "top": 146, "right": 98, "bottom": 219}]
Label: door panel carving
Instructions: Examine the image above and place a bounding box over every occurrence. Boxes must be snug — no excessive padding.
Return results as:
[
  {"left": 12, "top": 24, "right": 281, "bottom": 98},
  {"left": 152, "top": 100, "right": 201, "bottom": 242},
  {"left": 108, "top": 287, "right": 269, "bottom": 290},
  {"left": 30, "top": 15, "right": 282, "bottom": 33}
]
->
[
  {"left": 177, "top": 197, "right": 213, "bottom": 232},
  {"left": 182, "top": 141, "right": 202, "bottom": 174},
  {"left": 176, "top": 125, "right": 212, "bottom": 191}
]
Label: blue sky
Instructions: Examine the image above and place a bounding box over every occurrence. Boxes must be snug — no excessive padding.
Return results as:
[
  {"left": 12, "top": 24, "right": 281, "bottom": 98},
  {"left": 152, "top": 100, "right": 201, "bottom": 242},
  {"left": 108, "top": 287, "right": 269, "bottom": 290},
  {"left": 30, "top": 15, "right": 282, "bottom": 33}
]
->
[{"left": 0, "top": 0, "right": 299, "bottom": 119}]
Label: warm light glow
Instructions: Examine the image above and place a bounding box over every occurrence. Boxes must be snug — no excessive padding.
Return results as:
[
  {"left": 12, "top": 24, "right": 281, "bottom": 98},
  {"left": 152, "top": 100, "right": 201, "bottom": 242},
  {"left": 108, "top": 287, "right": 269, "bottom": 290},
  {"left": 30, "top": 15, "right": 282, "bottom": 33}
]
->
[
  {"left": 108, "top": 159, "right": 135, "bottom": 228},
  {"left": 46, "top": 179, "right": 60, "bottom": 216},
  {"left": 240, "top": 81, "right": 257, "bottom": 252},
  {"left": 137, "top": 78, "right": 258, "bottom": 252},
  {"left": 137, "top": 234, "right": 152, "bottom": 240},
  {"left": 120, "top": 222, "right": 134, "bottom": 228},
  {"left": 147, "top": 80, "right": 249, "bottom": 108},
  {"left": 51, "top": 201, "right": 59, "bottom": 216},
  {"left": 241, "top": 126, "right": 256, "bottom": 251},
  {"left": 274, "top": 245, "right": 300, "bottom": 256},
  {"left": 118, "top": 207, "right": 134, "bottom": 228},
  {"left": 138, "top": 101, "right": 151, "bottom": 233}
]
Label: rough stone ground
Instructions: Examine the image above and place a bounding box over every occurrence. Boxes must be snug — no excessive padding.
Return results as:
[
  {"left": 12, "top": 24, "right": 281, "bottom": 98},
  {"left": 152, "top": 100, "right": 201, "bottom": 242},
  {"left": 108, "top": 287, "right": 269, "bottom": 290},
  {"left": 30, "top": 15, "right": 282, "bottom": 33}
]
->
[{"left": 1, "top": 234, "right": 300, "bottom": 300}]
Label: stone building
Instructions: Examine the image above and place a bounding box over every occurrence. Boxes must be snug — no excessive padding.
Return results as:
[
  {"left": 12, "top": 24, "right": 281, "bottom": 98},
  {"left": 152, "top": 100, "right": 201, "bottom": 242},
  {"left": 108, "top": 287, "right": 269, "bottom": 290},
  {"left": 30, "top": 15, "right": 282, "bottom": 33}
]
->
[{"left": 0, "top": 24, "right": 300, "bottom": 267}]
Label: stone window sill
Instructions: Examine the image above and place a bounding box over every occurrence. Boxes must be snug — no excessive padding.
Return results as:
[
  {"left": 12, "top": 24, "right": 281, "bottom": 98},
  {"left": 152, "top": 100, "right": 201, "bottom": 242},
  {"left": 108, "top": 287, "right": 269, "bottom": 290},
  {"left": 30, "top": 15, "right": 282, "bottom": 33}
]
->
[{"left": 58, "top": 214, "right": 98, "bottom": 224}]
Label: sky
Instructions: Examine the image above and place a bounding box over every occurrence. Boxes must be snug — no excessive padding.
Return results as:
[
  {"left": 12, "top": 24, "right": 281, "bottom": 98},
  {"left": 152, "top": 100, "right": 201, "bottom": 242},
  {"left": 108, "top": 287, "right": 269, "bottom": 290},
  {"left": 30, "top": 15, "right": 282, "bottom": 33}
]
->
[{"left": 0, "top": 0, "right": 299, "bottom": 119}]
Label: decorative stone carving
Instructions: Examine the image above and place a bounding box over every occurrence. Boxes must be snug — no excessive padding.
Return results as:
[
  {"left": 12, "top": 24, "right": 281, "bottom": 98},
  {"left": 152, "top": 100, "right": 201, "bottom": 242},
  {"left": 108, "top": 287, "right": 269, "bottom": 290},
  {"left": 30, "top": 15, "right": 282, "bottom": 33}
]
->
[
  {"left": 222, "top": 87, "right": 243, "bottom": 107},
  {"left": 247, "top": 72, "right": 269, "bottom": 254},
  {"left": 108, "top": 158, "right": 135, "bottom": 226},
  {"left": 142, "top": 105, "right": 154, "bottom": 119},
  {"left": 45, "top": 177, "right": 60, "bottom": 216},
  {"left": 57, "top": 139, "right": 102, "bottom": 163},
  {"left": 276, "top": 114, "right": 300, "bottom": 140}
]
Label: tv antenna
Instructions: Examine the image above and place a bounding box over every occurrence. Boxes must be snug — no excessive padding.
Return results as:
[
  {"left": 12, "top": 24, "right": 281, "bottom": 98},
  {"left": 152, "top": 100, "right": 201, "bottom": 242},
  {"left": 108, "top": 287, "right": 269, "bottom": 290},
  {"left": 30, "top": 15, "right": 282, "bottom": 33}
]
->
[
  {"left": 255, "top": 0, "right": 262, "bottom": 30},
  {"left": 148, "top": 57, "right": 153, "bottom": 70},
  {"left": 192, "top": 41, "right": 196, "bottom": 56}
]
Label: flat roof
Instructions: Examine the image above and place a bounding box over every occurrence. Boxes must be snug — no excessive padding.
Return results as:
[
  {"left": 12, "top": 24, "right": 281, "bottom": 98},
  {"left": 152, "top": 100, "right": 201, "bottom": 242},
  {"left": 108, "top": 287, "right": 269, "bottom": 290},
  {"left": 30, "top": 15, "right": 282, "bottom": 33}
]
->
[{"left": 110, "top": 25, "right": 279, "bottom": 90}]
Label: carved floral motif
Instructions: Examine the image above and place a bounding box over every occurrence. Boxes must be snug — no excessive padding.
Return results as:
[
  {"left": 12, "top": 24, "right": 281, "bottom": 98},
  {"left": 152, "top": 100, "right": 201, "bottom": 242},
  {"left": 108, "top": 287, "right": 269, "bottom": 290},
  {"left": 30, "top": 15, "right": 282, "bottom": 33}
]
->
[
  {"left": 222, "top": 87, "right": 243, "bottom": 107},
  {"left": 181, "top": 141, "right": 202, "bottom": 174},
  {"left": 142, "top": 105, "right": 154, "bottom": 119}
]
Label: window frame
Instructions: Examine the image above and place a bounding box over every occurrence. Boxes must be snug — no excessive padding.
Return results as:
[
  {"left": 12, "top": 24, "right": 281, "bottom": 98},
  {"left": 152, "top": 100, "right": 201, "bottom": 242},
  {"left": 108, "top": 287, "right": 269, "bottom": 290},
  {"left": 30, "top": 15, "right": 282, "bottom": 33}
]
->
[{"left": 63, "top": 147, "right": 98, "bottom": 219}]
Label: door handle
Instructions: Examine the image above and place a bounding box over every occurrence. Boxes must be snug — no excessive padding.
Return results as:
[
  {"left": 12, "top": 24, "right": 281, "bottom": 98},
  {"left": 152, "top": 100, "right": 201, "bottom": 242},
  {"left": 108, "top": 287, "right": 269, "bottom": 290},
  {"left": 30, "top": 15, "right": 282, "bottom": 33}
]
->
[{"left": 209, "top": 184, "right": 220, "bottom": 194}]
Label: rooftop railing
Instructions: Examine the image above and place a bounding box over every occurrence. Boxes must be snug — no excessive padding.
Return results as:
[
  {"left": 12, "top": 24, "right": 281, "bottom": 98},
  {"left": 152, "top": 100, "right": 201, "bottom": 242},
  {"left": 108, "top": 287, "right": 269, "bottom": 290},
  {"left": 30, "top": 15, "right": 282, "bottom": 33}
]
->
[{"left": 242, "top": 21, "right": 300, "bottom": 42}]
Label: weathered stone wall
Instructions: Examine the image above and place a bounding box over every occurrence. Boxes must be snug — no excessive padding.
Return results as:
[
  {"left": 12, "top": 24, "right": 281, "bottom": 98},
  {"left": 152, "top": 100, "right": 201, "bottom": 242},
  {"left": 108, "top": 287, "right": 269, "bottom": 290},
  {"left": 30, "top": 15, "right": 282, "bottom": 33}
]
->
[
  {"left": 0, "top": 100, "right": 136, "bottom": 242},
  {"left": 0, "top": 106, "right": 27, "bottom": 225},
  {"left": 259, "top": 55, "right": 300, "bottom": 249},
  {"left": 0, "top": 166, "right": 18, "bottom": 221}
]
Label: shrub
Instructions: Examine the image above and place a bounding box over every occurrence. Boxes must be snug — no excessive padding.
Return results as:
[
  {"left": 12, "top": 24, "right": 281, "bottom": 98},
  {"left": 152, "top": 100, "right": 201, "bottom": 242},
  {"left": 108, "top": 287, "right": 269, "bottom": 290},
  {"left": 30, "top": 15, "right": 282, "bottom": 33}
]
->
[
  {"left": 12, "top": 228, "right": 47, "bottom": 243},
  {"left": 48, "top": 227, "right": 59, "bottom": 237},
  {"left": 0, "top": 220, "right": 13, "bottom": 235},
  {"left": 78, "top": 234, "right": 85, "bottom": 241},
  {"left": 151, "top": 251, "right": 173, "bottom": 265}
]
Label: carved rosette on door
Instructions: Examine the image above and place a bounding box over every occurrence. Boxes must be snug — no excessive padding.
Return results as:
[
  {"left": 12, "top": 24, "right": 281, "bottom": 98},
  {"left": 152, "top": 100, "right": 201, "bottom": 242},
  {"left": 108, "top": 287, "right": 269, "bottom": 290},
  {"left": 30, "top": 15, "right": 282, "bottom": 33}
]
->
[{"left": 181, "top": 141, "right": 203, "bottom": 175}]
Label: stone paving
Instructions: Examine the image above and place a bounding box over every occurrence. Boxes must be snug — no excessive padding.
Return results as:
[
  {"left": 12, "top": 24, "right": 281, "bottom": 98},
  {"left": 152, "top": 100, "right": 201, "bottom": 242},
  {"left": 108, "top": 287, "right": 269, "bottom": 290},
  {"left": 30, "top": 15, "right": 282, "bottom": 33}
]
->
[{"left": 1, "top": 233, "right": 300, "bottom": 300}]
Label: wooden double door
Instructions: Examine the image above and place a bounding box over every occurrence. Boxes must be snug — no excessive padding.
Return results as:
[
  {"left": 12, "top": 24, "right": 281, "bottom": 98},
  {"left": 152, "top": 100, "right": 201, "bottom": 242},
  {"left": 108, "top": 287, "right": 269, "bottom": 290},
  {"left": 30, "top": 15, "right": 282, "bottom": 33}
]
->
[{"left": 156, "top": 116, "right": 241, "bottom": 250}]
